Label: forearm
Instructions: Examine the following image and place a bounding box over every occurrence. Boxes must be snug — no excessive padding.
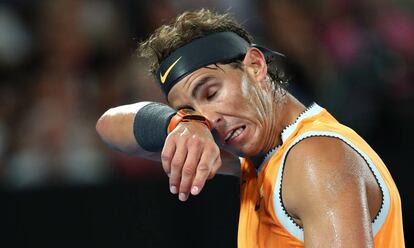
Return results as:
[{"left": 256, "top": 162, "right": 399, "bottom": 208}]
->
[
  {"left": 96, "top": 102, "right": 161, "bottom": 160},
  {"left": 96, "top": 101, "right": 240, "bottom": 177}
]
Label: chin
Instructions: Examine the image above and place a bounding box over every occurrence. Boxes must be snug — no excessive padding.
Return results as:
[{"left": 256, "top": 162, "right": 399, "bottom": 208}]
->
[
  {"left": 222, "top": 132, "right": 261, "bottom": 157},
  {"left": 241, "top": 137, "right": 262, "bottom": 156},
  {"left": 234, "top": 145, "right": 259, "bottom": 158}
]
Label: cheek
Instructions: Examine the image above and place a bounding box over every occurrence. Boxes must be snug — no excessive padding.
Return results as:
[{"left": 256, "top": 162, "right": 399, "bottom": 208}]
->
[
  {"left": 237, "top": 91, "right": 267, "bottom": 123},
  {"left": 225, "top": 90, "right": 263, "bottom": 124},
  {"left": 213, "top": 75, "right": 266, "bottom": 123},
  {"left": 222, "top": 88, "right": 251, "bottom": 113}
]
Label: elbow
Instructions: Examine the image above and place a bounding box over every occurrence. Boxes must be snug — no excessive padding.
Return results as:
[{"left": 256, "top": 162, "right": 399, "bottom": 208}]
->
[
  {"left": 95, "top": 115, "right": 104, "bottom": 138},
  {"left": 95, "top": 105, "right": 140, "bottom": 154},
  {"left": 96, "top": 109, "right": 113, "bottom": 142}
]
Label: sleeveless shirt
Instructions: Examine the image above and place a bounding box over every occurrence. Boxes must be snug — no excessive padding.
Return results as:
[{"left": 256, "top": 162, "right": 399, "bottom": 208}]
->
[{"left": 238, "top": 103, "right": 405, "bottom": 247}]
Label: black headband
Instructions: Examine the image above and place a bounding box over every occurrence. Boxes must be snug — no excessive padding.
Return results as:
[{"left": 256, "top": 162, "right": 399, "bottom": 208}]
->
[{"left": 155, "top": 32, "right": 284, "bottom": 96}]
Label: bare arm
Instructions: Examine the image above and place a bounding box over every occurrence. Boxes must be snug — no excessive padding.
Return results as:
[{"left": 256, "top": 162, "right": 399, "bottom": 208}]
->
[
  {"left": 96, "top": 102, "right": 240, "bottom": 201},
  {"left": 96, "top": 102, "right": 161, "bottom": 161},
  {"left": 283, "top": 137, "right": 377, "bottom": 248},
  {"left": 96, "top": 102, "right": 240, "bottom": 172}
]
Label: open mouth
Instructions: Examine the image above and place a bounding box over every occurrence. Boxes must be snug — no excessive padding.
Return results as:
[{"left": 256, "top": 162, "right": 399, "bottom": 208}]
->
[{"left": 224, "top": 125, "right": 246, "bottom": 143}]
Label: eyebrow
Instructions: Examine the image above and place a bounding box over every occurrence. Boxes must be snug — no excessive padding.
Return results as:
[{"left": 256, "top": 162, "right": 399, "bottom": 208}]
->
[{"left": 191, "top": 76, "right": 214, "bottom": 98}]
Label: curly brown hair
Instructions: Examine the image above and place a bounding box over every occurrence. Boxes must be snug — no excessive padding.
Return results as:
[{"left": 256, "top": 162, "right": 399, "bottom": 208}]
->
[{"left": 137, "top": 9, "right": 287, "bottom": 90}]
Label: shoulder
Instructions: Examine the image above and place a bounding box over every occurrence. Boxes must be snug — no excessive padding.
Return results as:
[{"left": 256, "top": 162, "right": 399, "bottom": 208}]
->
[
  {"left": 282, "top": 136, "right": 368, "bottom": 219},
  {"left": 285, "top": 135, "right": 366, "bottom": 179}
]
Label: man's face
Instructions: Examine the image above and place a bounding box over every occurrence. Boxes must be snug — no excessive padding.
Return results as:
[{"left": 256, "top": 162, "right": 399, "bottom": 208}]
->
[{"left": 167, "top": 63, "right": 275, "bottom": 157}]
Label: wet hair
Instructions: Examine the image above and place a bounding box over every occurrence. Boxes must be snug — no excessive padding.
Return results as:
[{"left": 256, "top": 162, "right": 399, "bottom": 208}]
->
[{"left": 138, "top": 9, "right": 288, "bottom": 91}]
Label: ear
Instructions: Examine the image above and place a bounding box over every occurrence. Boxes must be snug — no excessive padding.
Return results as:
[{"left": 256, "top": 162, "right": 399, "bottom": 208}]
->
[{"left": 242, "top": 47, "right": 268, "bottom": 82}]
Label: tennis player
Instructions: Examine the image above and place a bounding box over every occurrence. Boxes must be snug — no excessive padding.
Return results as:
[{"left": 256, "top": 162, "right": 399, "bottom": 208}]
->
[{"left": 96, "top": 9, "right": 404, "bottom": 247}]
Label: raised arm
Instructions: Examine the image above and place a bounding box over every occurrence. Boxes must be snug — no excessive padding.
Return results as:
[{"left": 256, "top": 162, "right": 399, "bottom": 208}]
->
[
  {"left": 96, "top": 102, "right": 240, "bottom": 201},
  {"left": 96, "top": 102, "right": 160, "bottom": 160}
]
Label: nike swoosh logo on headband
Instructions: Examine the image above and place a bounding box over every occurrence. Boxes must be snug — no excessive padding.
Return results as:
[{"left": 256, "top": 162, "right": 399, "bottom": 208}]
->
[{"left": 160, "top": 56, "right": 182, "bottom": 84}]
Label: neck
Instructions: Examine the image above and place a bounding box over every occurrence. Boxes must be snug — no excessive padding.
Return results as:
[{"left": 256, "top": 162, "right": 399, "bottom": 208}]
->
[
  {"left": 250, "top": 93, "right": 306, "bottom": 167},
  {"left": 250, "top": 92, "right": 306, "bottom": 168}
]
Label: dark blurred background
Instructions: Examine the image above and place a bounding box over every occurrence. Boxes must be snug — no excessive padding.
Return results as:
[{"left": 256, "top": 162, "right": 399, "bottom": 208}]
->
[{"left": 0, "top": 0, "right": 412, "bottom": 247}]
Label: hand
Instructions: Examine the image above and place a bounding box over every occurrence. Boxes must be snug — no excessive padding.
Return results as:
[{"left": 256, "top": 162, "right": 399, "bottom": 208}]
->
[{"left": 161, "top": 121, "right": 222, "bottom": 201}]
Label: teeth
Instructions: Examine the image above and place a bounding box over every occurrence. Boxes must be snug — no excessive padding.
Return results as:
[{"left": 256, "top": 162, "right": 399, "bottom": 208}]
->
[
  {"left": 225, "top": 127, "right": 244, "bottom": 142},
  {"left": 224, "top": 131, "right": 232, "bottom": 141}
]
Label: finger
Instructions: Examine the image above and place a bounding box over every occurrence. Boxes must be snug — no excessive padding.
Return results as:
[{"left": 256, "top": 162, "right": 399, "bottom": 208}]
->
[
  {"left": 178, "top": 142, "right": 203, "bottom": 201},
  {"left": 161, "top": 136, "right": 176, "bottom": 177},
  {"left": 208, "top": 155, "right": 222, "bottom": 180},
  {"left": 169, "top": 140, "right": 187, "bottom": 195},
  {"left": 190, "top": 145, "right": 220, "bottom": 196}
]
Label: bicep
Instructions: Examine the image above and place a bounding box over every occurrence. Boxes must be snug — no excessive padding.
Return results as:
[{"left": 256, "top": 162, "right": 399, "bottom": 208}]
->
[
  {"left": 300, "top": 179, "right": 373, "bottom": 248},
  {"left": 283, "top": 137, "right": 374, "bottom": 248}
]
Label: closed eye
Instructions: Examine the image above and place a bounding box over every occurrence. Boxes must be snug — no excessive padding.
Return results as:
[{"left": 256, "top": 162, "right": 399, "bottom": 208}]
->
[{"left": 207, "top": 91, "right": 217, "bottom": 100}]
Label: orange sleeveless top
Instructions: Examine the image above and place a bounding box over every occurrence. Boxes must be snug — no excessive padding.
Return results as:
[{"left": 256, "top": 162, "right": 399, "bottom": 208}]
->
[{"left": 238, "top": 104, "right": 405, "bottom": 247}]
